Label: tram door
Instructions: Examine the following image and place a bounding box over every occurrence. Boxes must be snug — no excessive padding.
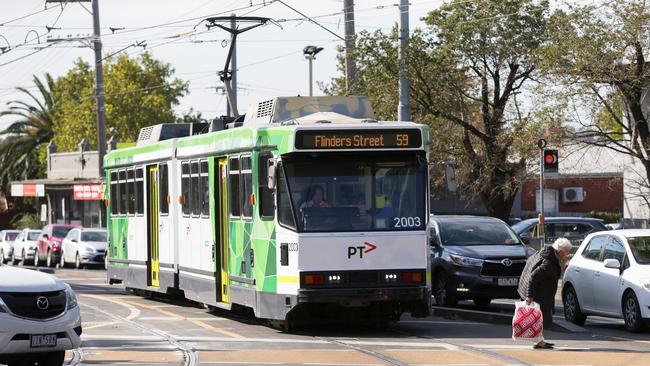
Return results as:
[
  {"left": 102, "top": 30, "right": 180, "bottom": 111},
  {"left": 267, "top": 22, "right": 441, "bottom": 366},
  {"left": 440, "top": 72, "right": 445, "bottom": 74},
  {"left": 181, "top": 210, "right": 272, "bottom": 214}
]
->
[
  {"left": 147, "top": 165, "right": 160, "bottom": 288},
  {"left": 216, "top": 159, "right": 230, "bottom": 303}
]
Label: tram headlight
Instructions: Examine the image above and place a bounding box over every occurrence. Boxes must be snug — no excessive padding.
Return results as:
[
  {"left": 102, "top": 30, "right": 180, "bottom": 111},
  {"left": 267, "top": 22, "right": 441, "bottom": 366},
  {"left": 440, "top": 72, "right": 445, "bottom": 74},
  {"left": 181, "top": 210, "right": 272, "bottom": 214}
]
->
[
  {"left": 384, "top": 273, "right": 399, "bottom": 283},
  {"left": 327, "top": 274, "right": 343, "bottom": 284}
]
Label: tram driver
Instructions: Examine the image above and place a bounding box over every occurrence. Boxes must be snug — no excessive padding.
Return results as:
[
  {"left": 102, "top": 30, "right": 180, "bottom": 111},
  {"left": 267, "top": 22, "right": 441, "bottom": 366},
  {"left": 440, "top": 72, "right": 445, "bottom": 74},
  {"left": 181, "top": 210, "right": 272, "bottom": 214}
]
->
[{"left": 299, "top": 184, "right": 329, "bottom": 209}]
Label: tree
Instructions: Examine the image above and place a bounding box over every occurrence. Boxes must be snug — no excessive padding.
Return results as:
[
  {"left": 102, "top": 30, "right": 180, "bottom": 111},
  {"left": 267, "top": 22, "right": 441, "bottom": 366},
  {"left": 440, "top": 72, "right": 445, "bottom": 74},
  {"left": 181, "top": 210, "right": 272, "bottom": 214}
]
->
[
  {"left": 52, "top": 52, "right": 188, "bottom": 151},
  {"left": 0, "top": 74, "right": 56, "bottom": 189},
  {"left": 540, "top": 0, "right": 650, "bottom": 212},
  {"left": 328, "top": 0, "right": 552, "bottom": 220}
]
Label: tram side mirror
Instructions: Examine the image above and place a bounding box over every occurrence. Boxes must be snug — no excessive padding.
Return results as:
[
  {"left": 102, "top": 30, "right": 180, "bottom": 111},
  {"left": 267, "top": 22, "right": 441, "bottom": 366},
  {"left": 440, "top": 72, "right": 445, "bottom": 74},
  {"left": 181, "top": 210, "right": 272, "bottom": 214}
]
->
[{"left": 267, "top": 160, "right": 276, "bottom": 190}]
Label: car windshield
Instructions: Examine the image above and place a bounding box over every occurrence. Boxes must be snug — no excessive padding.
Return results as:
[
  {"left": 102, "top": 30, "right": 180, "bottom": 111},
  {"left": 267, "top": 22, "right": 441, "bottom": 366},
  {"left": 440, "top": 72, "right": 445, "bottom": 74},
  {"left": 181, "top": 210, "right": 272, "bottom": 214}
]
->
[
  {"left": 439, "top": 221, "right": 521, "bottom": 246},
  {"left": 27, "top": 231, "right": 40, "bottom": 241},
  {"left": 627, "top": 236, "right": 650, "bottom": 264},
  {"left": 5, "top": 232, "right": 18, "bottom": 241},
  {"left": 81, "top": 231, "right": 106, "bottom": 242},
  {"left": 53, "top": 226, "right": 73, "bottom": 238},
  {"left": 279, "top": 152, "right": 427, "bottom": 232}
]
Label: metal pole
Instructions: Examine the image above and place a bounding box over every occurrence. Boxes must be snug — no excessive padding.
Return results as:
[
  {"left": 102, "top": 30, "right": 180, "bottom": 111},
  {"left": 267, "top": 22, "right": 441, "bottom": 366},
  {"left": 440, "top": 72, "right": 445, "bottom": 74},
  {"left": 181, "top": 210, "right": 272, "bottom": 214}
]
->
[
  {"left": 230, "top": 14, "right": 237, "bottom": 116},
  {"left": 308, "top": 56, "right": 313, "bottom": 96},
  {"left": 397, "top": 0, "right": 410, "bottom": 121},
  {"left": 92, "top": 0, "right": 106, "bottom": 173},
  {"left": 538, "top": 148, "right": 546, "bottom": 243},
  {"left": 343, "top": 0, "right": 356, "bottom": 93}
]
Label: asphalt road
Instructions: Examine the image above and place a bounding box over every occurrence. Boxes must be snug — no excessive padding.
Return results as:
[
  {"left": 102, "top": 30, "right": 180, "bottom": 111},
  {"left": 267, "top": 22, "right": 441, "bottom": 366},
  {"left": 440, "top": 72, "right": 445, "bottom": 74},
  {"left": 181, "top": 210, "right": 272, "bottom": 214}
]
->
[{"left": 15, "top": 267, "right": 650, "bottom": 366}]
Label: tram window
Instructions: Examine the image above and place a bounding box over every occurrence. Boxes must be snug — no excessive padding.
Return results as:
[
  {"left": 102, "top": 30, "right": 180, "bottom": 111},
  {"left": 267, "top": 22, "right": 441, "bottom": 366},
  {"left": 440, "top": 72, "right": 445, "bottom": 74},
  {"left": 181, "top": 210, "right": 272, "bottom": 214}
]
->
[
  {"left": 190, "top": 162, "right": 200, "bottom": 216},
  {"left": 159, "top": 163, "right": 169, "bottom": 215},
  {"left": 110, "top": 171, "right": 119, "bottom": 215},
  {"left": 241, "top": 155, "right": 253, "bottom": 219},
  {"left": 200, "top": 160, "right": 209, "bottom": 217},
  {"left": 135, "top": 168, "right": 144, "bottom": 215},
  {"left": 118, "top": 170, "right": 128, "bottom": 215},
  {"left": 258, "top": 152, "right": 274, "bottom": 219},
  {"left": 181, "top": 162, "right": 191, "bottom": 216},
  {"left": 127, "top": 169, "right": 135, "bottom": 215},
  {"left": 277, "top": 164, "right": 296, "bottom": 229},
  {"left": 229, "top": 157, "right": 241, "bottom": 217}
]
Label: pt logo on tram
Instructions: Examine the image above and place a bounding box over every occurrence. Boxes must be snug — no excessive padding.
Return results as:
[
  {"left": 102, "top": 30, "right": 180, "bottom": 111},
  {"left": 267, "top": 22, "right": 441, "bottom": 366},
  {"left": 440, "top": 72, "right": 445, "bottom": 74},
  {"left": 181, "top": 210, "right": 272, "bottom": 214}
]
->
[{"left": 347, "top": 242, "right": 377, "bottom": 259}]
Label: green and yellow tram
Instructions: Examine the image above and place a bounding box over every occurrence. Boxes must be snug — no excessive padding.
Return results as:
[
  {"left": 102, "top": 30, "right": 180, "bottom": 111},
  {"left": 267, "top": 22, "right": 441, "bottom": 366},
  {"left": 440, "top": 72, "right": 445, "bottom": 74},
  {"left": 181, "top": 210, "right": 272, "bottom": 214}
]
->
[{"left": 105, "top": 95, "right": 432, "bottom": 323}]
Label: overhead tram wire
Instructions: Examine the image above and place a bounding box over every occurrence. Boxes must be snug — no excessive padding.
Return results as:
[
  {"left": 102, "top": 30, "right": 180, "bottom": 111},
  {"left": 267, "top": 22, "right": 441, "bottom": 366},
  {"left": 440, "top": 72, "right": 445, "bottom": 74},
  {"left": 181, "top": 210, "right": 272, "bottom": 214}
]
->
[
  {"left": 275, "top": 0, "right": 344, "bottom": 41},
  {"left": 0, "top": 5, "right": 59, "bottom": 26}
]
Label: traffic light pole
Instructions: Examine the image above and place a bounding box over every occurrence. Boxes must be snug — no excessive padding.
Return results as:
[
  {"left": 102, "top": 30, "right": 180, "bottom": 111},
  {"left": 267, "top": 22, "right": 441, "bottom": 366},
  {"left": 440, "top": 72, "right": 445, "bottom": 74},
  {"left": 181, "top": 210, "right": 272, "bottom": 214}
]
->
[{"left": 537, "top": 139, "right": 546, "bottom": 246}]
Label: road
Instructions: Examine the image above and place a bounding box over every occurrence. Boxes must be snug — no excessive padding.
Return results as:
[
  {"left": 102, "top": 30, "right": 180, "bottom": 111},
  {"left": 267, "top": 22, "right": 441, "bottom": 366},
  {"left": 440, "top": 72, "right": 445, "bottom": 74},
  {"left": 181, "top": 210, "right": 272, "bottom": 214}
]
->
[{"left": 27, "top": 267, "right": 650, "bottom": 366}]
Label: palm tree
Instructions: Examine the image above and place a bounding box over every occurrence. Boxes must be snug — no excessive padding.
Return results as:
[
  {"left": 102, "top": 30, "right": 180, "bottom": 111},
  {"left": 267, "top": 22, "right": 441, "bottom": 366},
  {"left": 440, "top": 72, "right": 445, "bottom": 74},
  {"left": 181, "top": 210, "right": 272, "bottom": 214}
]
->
[{"left": 0, "top": 74, "right": 56, "bottom": 189}]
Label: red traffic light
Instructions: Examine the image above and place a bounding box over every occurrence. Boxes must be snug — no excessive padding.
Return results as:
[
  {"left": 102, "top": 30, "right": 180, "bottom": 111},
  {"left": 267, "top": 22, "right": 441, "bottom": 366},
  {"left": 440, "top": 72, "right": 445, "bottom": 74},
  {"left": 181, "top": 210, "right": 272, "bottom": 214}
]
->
[
  {"left": 543, "top": 149, "right": 558, "bottom": 173},
  {"left": 544, "top": 153, "right": 556, "bottom": 165}
]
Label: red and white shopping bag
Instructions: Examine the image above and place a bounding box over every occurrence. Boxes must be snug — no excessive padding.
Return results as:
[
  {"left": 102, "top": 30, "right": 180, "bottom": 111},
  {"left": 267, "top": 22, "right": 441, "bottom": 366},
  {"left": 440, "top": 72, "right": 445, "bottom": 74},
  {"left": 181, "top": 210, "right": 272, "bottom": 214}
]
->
[{"left": 512, "top": 301, "right": 544, "bottom": 342}]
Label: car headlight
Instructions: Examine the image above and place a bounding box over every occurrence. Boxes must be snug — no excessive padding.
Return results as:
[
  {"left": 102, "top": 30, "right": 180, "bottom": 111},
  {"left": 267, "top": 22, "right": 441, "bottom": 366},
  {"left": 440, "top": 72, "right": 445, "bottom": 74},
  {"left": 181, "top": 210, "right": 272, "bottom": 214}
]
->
[
  {"left": 449, "top": 253, "right": 484, "bottom": 267},
  {"left": 84, "top": 245, "right": 96, "bottom": 253},
  {"left": 65, "top": 285, "right": 78, "bottom": 310}
]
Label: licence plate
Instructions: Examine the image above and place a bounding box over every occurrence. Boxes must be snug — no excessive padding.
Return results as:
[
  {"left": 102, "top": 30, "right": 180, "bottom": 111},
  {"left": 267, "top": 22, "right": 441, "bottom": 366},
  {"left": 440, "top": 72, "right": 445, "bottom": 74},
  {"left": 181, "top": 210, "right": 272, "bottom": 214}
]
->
[
  {"left": 497, "top": 278, "right": 518, "bottom": 286},
  {"left": 30, "top": 334, "right": 57, "bottom": 348}
]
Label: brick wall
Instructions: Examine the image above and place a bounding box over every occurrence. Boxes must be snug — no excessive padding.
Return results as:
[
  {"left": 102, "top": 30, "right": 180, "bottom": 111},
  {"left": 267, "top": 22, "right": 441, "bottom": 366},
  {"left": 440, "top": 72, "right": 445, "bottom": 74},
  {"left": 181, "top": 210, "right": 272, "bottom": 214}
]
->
[{"left": 521, "top": 175, "right": 623, "bottom": 214}]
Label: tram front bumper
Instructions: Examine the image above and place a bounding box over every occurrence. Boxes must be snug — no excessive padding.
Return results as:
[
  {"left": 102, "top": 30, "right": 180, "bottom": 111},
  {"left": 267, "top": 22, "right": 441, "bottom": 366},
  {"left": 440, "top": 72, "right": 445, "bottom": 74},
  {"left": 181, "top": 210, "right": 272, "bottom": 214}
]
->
[{"left": 297, "top": 286, "right": 428, "bottom": 307}]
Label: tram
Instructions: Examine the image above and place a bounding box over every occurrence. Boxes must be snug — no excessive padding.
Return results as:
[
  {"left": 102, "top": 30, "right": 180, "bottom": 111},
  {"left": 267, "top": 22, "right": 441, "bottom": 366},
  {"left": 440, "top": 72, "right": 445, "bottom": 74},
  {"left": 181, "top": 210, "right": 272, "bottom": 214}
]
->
[{"left": 105, "top": 95, "right": 432, "bottom": 323}]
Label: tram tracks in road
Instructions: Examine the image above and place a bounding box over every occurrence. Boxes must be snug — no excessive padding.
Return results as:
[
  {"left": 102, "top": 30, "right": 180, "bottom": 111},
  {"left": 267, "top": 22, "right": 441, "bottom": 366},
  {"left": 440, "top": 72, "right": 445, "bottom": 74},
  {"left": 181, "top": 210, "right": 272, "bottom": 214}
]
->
[{"left": 79, "top": 301, "right": 199, "bottom": 366}]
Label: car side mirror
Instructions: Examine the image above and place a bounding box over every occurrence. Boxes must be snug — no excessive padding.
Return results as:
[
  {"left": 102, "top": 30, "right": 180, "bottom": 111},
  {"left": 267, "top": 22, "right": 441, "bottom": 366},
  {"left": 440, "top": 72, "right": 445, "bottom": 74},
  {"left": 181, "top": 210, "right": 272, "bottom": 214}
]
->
[
  {"left": 42, "top": 234, "right": 49, "bottom": 240},
  {"left": 520, "top": 235, "right": 530, "bottom": 245},
  {"left": 604, "top": 258, "right": 621, "bottom": 269},
  {"left": 71, "top": 238, "right": 77, "bottom": 243}
]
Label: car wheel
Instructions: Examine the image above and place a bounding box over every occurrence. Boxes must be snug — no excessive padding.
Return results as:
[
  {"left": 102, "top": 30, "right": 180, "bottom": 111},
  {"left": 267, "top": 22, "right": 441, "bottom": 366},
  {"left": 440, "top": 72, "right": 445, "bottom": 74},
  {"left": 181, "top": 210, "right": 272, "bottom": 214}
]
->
[
  {"left": 33, "top": 250, "right": 40, "bottom": 267},
  {"left": 473, "top": 298, "right": 491, "bottom": 307},
  {"left": 75, "top": 252, "right": 81, "bottom": 269},
  {"left": 37, "top": 350, "right": 65, "bottom": 366},
  {"left": 0, "top": 249, "right": 4, "bottom": 264},
  {"left": 61, "top": 251, "right": 67, "bottom": 268},
  {"left": 623, "top": 291, "right": 645, "bottom": 332},
  {"left": 11, "top": 251, "right": 18, "bottom": 265},
  {"left": 563, "top": 285, "right": 587, "bottom": 325},
  {"left": 46, "top": 249, "right": 54, "bottom": 268},
  {"left": 19, "top": 249, "right": 26, "bottom": 266},
  {"left": 434, "top": 271, "right": 457, "bottom": 307}
]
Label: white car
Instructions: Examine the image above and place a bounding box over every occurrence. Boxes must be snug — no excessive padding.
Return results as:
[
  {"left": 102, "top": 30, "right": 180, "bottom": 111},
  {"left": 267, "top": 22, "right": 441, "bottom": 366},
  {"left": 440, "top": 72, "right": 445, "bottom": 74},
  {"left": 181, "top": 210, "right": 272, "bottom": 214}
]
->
[
  {"left": 0, "top": 265, "right": 81, "bottom": 365},
  {"left": 0, "top": 230, "right": 20, "bottom": 264},
  {"left": 61, "top": 228, "right": 107, "bottom": 269},
  {"left": 12, "top": 229, "right": 42, "bottom": 266},
  {"left": 562, "top": 229, "right": 650, "bottom": 332}
]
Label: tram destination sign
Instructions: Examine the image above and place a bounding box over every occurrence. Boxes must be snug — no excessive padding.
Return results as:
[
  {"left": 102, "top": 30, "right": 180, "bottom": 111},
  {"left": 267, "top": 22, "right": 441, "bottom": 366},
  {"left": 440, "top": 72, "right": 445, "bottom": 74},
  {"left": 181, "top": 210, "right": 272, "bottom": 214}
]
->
[{"left": 295, "top": 129, "right": 422, "bottom": 150}]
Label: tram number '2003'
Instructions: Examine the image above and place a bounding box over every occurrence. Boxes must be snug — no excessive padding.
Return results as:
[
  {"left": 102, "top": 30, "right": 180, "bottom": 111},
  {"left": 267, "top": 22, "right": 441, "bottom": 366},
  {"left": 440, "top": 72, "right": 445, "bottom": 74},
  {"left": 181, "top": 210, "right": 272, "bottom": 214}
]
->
[{"left": 393, "top": 217, "right": 422, "bottom": 228}]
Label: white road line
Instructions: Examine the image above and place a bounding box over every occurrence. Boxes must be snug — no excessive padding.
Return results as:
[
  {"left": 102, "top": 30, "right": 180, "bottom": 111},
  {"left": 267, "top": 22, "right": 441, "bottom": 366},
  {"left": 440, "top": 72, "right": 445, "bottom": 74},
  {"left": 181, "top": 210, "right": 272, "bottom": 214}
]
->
[
  {"left": 463, "top": 344, "right": 591, "bottom": 351},
  {"left": 138, "top": 316, "right": 227, "bottom": 321},
  {"left": 82, "top": 321, "right": 117, "bottom": 330},
  {"left": 399, "top": 320, "right": 488, "bottom": 326},
  {"left": 82, "top": 335, "right": 163, "bottom": 341},
  {"left": 80, "top": 294, "right": 141, "bottom": 320},
  {"left": 338, "top": 340, "right": 458, "bottom": 350}
]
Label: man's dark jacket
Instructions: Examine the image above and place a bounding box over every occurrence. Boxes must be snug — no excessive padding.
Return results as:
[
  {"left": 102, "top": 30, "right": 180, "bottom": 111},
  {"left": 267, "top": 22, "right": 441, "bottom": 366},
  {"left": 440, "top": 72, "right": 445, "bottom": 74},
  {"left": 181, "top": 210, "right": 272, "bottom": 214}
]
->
[{"left": 518, "top": 246, "right": 561, "bottom": 313}]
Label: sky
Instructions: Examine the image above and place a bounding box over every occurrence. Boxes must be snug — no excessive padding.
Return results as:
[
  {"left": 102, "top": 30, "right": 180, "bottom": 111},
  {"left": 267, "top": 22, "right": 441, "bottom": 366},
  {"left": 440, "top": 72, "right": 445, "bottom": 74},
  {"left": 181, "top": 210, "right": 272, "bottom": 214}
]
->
[{"left": 0, "top": 0, "right": 443, "bottom": 132}]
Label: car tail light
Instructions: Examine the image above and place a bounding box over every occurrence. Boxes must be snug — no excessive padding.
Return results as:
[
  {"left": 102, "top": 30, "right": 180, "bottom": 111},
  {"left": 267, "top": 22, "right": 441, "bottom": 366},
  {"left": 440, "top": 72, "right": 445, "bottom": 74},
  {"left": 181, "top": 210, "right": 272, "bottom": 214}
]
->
[
  {"left": 304, "top": 274, "right": 324, "bottom": 285},
  {"left": 402, "top": 272, "right": 423, "bottom": 283}
]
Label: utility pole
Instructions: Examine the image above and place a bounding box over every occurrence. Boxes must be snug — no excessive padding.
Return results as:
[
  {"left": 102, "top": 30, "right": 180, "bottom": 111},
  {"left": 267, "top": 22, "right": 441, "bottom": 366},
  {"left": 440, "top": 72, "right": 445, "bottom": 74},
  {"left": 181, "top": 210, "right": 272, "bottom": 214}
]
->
[
  {"left": 343, "top": 0, "right": 356, "bottom": 93},
  {"left": 92, "top": 0, "right": 107, "bottom": 173},
  {"left": 397, "top": 0, "right": 410, "bottom": 121},
  {"left": 537, "top": 139, "right": 547, "bottom": 246},
  {"left": 229, "top": 14, "right": 237, "bottom": 118}
]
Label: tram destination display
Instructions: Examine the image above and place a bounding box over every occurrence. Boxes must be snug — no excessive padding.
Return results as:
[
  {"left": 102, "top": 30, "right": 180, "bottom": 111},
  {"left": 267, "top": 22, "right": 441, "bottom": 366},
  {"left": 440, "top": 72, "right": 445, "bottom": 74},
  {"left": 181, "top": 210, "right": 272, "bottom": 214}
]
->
[{"left": 295, "top": 129, "right": 422, "bottom": 150}]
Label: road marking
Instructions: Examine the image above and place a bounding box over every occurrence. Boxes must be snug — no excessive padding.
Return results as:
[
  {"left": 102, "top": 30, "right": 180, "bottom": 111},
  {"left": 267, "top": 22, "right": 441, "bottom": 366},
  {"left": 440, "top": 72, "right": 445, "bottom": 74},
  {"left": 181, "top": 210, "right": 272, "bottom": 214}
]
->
[
  {"left": 341, "top": 340, "right": 458, "bottom": 350},
  {"left": 81, "top": 294, "right": 141, "bottom": 320},
  {"left": 83, "top": 335, "right": 164, "bottom": 341},
  {"left": 121, "top": 298, "right": 246, "bottom": 339},
  {"left": 463, "top": 344, "right": 590, "bottom": 351},
  {"left": 399, "top": 320, "right": 489, "bottom": 326},
  {"left": 82, "top": 321, "right": 117, "bottom": 330},
  {"left": 138, "top": 316, "right": 227, "bottom": 321}
]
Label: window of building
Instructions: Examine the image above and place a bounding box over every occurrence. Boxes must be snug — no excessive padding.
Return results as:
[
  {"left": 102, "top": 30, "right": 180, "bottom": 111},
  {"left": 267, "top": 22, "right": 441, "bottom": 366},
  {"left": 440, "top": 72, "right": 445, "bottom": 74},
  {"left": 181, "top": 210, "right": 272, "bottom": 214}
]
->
[
  {"left": 229, "top": 157, "right": 241, "bottom": 217},
  {"left": 118, "top": 170, "right": 128, "bottom": 215},
  {"left": 159, "top": 163, "right": 169, "bottom": 215},
  {"left": 136, "top": 168, "right": 144, "bottom": 215},
  {"left": 241, "top": 155, "right": 253, "bottom": 219},
  {"left": 127, "top": 168, "right": 135, "bottom": 215},
  {"left": 110, "top": 171, "right": 119, "bottom": 215},
  {"left": 258, "top": 152, "right": 275, "bottom": 219},
  {"left": 200, "top": 160, "right": 210, "bottom": 217},
  {"left": 190, "top": 161, "right": 200, "bottom": 216},
  {"left": 181, "top": 162, "right": 190, "bottom": 216}
]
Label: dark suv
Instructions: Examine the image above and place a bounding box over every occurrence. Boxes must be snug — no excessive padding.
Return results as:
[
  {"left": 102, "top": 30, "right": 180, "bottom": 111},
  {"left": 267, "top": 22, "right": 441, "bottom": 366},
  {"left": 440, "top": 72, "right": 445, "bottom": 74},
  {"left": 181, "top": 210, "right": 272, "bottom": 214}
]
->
[
  {"left": 35, "top": 224, "right": 77, "bottom": 267},
  {"left": 429, "top": 215, "right": 534, "bottom": 307},
  {"left": 511, "top": 217, "right": 608, "bottom": 252}
]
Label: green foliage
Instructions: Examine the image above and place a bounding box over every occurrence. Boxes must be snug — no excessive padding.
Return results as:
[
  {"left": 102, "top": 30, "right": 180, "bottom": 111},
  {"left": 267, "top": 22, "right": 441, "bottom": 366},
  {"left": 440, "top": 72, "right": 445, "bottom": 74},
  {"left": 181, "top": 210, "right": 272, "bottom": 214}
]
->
[
  {"left": 0, "top": 74, "right": 55, "bottom": 190},
  {"left": 327, "top": 0, "right": 552, "bottom": 220},
  {"left": 12, "top": 212, "right": 44, "bottom": 229},
  {"left": 586, "top": 211, "right": 622, "bottom": 224},
  {"left": 52, "top": 52, "right": 188, "bottom": 151}
]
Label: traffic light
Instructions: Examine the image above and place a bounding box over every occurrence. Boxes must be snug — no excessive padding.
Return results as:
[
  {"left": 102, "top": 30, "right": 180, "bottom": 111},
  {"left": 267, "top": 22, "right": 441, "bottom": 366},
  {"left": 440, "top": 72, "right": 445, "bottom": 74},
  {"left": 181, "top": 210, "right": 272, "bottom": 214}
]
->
[{"left": 543, "top": 149, "right": 558, "bottom": 173}]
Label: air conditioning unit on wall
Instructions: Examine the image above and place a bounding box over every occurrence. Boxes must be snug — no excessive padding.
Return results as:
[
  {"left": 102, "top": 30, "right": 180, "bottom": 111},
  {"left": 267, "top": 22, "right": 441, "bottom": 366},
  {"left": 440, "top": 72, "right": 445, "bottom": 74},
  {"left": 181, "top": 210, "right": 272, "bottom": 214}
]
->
[{"left": 563, "top": 187, "right": 585, "bottom": 203}]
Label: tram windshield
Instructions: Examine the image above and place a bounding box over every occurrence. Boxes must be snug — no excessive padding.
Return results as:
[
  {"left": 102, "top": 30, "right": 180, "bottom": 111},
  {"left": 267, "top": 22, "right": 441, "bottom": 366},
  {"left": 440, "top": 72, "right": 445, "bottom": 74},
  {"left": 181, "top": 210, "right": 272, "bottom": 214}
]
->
[{"left": 279, "top": 152, "right": 427, "bottom": 232}]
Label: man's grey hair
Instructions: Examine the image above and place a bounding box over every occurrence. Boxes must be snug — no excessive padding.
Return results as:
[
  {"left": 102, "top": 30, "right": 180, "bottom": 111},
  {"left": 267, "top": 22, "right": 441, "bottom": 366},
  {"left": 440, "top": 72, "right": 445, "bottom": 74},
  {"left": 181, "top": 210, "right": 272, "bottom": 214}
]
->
[{"left": 552, "top": 238, "right": 572, "bottom": 253}]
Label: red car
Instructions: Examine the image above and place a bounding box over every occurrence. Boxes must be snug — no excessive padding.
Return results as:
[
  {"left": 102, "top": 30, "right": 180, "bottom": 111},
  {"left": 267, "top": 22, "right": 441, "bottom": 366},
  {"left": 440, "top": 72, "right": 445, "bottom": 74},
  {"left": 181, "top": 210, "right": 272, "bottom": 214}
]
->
[{"left": 35, "top": 224, "right": 77, "bottom": 267}]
